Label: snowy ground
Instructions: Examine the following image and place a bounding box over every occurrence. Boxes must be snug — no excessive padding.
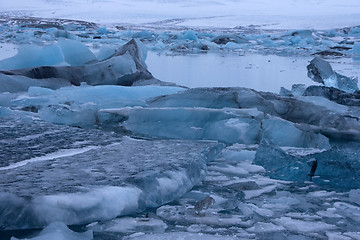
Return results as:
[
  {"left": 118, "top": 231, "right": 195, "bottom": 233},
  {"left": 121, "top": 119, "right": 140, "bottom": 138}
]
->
[{"left": 1, "top": 0, "right": 360, "bottom": 240}]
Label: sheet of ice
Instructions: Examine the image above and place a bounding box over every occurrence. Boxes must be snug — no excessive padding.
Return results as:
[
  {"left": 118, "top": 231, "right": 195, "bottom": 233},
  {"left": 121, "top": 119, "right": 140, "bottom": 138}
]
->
[
  {"left": 156, "top": 205, "right": 251, "bottom": 227},
  {"left": 0, "top": 137, "right": 221, "bottom": 229},
  {"left": 243, "top": 185, "right": 277, "bottom": 200},
  {"left": 273, "top": 217, "right": 337, "bottom": 234},
  {"left": 89, "top": 216, "right": 167, "bottom": 234},
  {"left": 129, "top": 232, "right": 239, "bottom": 240},
  {"left": 247, "top": 222, "right": 285, "bottom": 233},
  {"left": 11, "top": 222, "right": 93, "bottom": 240},
  {"left": 0, "top": 146, "right": 99, "bottom": 171}
]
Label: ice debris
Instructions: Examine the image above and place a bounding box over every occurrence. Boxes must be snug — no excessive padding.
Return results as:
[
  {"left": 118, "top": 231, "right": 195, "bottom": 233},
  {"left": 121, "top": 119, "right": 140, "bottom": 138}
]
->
[{"left": 307, "top": 57, "right": 359, "bottom": 93}]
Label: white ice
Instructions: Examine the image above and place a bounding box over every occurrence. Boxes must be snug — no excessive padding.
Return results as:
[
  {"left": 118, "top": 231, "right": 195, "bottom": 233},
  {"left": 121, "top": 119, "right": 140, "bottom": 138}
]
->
[{"left": 129, "top": 232, "right": 239, "bottom": 240}]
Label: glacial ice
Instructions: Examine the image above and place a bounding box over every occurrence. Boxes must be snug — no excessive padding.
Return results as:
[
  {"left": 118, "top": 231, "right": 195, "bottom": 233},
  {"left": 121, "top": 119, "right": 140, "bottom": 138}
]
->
[{"left": 307, "top": 57, "right": 359, "bottom": 93}]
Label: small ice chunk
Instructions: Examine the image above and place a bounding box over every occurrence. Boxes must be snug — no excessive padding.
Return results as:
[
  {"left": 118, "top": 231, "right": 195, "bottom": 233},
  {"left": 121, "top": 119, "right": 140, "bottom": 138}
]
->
[
  {"left": 96, "top": 27, "right": 107, "bottom": 34},
  {"left": 291, "top": 84, "right": 306, "bottom": 96},
  {"left": 92, "top": 216, "right": 167, "bottom": 234},
  {"left": 226, "top": 181, "right": 260, "bottom": 191},
  {"left": 243, "top": 184, "right": 276, "bottom": 199},
  {"left": 352, "top": 42, "right": 360, "bottom": 57},
  {"left": 326, "top": 232, "right": 352, "bottom": 240},
  {"left": 247, "top": 222, "right": 285, "bottom": 233},
  {"left": 273, "top": 217, "right": 336, "bottom": 233},
  {"left": 334, "top": 202, "right": 360, "bottom": 222},
  {"left": 180, "top": 30, "right": 198, "bottom": 41},
  {"left": 349, "top": 189, "right": 360, "bottom": 205},
  {"left": 208, "top": 164, "right": 249, "bottom": 176},
  {"left": 285, "top": 212, "right": 322, "bottom": 221},
  {"left": 11, "top": 221, "right": 92, "bottom": 240},
  {"left": 308, "top": 190, "right": 336, "bottom": 198}
]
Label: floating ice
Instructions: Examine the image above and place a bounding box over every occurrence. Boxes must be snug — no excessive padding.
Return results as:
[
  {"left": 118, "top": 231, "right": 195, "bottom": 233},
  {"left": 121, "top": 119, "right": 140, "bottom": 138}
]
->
[
  {"left": 11, "top": 85, "right": 183, "bottom": 127},
  {"left": 11, "top": 222, "right": 93, "bottom": 240},
  {"left": 2, "top": 39, "right": 158, "bottom": 89},
  {"left": 307, "top": 57, "right": 359, "bottom": 93},
  {"left": 103, "top": 107, "right": 263, "bottom": 144}
]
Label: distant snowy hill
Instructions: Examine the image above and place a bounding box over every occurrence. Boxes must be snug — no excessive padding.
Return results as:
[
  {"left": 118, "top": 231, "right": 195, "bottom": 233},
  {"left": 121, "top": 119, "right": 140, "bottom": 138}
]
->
[{"left": 1, "top": 0, "right": 360, "bottom": 29}]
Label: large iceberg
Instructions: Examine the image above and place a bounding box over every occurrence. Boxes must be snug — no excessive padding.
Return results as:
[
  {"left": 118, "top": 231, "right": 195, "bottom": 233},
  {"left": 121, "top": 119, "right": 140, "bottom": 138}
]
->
[
  {"left": 0, "top": 39, "right": 169, "bottom": 93},
  {"left": 147, "top": 87, "right": 360, "bottom": 140}
]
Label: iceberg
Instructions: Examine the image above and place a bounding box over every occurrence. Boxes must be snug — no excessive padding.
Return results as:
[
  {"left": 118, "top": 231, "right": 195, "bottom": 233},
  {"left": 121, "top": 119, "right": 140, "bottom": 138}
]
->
[
  {"left": 0, "top": 39, "right": 163, "bottom": 91},
  {"left": 307, "top": 57, "right": 359, "bottom": 93},
  {"left": 102, "top": 106, "right": 328, "bottom": 148},
  {"left": 254, "top": 140, "right": 360, "bottom": 188},
  {"left": 10, "top": 85, "right": 184, "bottom": 127},
  {"left": 148, "top": 87, "right": 360, "bottom": 141}
]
